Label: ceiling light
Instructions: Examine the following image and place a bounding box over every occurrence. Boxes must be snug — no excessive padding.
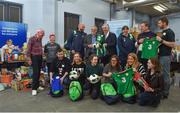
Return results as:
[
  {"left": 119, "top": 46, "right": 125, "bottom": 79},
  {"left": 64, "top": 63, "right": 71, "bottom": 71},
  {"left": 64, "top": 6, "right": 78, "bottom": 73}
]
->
[
  {"left": 153, "top": 4, "right": 168, "bottom": 13},
  {"left": 153, "top": 6, "right": 164, "bottom": 13},
  {"left": 159, "top": 4, "right": 168, "bottom": 10},
  {"left": 129, "top": 0, "right": 147, "bottom": 4}
]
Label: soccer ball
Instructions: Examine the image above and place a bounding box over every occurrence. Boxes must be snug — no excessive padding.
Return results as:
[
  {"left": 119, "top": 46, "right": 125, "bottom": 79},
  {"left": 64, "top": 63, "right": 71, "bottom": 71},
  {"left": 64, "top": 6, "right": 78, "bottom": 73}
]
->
[
  {"left": 88, "top": 74, "right": 100, "bottom": 84},
  {"left": 69, "top": 71, "right": 80, "bottom": 80},
  {"left": 93, "top": 43, "right": 100, "bottom": 49}
]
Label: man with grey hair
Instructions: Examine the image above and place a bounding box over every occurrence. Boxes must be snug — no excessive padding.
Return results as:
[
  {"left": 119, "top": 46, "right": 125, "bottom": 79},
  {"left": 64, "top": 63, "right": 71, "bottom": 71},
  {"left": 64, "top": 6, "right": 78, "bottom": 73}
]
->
[
  {"left": 84, "top": 26, "right": 98, "bottom": 60},
  {"left": 101, "top": 24, "right": 117, "bottom": 65},
  {"left": 27, "top": 29, "right": 45, "bottom": 96}
]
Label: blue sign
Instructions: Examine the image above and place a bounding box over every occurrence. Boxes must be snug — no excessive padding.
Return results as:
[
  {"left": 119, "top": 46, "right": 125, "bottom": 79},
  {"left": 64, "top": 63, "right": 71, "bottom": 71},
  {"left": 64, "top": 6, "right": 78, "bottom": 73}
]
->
[{"left": 0, "top": 21, "right": 27, "bottom": 48}]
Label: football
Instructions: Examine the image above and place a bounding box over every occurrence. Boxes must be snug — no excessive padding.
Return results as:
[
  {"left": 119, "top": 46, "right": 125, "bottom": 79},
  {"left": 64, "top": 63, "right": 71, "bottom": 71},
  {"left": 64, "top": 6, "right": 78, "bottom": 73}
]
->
[
  {"left": 93, "top": 43, "right": 100, "bottom": 49},
  {"left": 69, "top": 71, "right": 80, "bottom": 80},
  {"left": 88, "top": 74, "right": 100, "bottom": 84}
]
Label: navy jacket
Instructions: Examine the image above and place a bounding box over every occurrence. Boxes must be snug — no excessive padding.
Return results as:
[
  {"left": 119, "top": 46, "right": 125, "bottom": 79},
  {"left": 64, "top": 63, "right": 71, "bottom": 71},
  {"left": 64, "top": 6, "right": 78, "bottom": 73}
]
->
[
  {"left": 118, "top": 33, "right": 136, "bottom": 61},
  {"left": 66, "top": 30, "right": 87, "bottom": 57}
]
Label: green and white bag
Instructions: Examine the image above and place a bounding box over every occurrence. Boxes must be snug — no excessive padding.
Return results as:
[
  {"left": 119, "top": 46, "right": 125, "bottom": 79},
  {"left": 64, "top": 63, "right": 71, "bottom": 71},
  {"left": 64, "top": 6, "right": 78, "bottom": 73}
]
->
[
  {"left": 69, "top": 81, "right": 83, "bottom": 101},
  {"left": 100, "top": 83, "right": 119, "bottom": 105}
]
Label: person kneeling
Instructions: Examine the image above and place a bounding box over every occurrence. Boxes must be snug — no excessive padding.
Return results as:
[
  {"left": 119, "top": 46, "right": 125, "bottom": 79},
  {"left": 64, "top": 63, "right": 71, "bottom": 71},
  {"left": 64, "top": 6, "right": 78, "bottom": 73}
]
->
[
  {"left": 50, "top": 49, "right": 71, "bottom": 89},
  {"left": 85, "top": 54, "right": 103, "bottom": 99},
  {"left": 139, "top": 58, "right": 164, "bottom": 107}
]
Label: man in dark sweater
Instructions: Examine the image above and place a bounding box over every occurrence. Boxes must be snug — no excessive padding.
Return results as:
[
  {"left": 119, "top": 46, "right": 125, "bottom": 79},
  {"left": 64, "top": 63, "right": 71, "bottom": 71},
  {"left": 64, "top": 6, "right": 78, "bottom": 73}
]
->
[
  {"left": 156, "top": 17, "right": 175, "bottom": 99},
  {"left": 136, "top": 21, "right": 156, "bottom": 71}
]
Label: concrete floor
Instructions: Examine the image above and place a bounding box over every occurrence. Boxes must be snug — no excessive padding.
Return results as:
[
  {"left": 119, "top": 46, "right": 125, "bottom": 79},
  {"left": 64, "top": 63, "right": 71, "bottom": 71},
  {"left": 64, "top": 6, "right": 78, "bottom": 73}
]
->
[{"left": 0, "top": 85, "right": 180, "bottom": 112}]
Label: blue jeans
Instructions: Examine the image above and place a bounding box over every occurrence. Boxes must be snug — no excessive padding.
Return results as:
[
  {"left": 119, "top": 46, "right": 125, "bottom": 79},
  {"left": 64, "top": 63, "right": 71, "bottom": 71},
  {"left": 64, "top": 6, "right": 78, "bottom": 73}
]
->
[{"left": 159, "top": 56, "right": 171, "bottom": 97}]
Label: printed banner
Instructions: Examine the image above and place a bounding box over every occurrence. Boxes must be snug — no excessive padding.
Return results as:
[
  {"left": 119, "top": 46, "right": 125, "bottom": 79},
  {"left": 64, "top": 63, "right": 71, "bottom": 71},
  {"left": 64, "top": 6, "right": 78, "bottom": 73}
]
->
[{"left": 0, "top": 21, "right": 27, "bottom": 48}]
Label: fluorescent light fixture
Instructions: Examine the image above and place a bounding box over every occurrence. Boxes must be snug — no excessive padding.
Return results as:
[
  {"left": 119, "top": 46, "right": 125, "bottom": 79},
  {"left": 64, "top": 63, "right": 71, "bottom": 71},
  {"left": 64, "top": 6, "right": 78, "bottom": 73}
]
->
[
  {"left": 153, "top": 4, "right": 168, "bottom": 13},
  {"left": 159, "top": 4, "right": 168, "bottom": 10},
  {"left": 130, "top": 0, "right": 147, "bottom": 4},
  {"left": 153, "top": 6, "right": 164, "bottom": 13}
]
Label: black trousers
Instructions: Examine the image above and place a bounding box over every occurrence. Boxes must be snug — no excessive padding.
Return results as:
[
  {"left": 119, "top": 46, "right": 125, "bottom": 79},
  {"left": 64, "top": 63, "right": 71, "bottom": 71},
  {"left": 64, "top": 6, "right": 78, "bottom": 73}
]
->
[
  {"left": 32, "top": 55, "right": 42, "bottom": 90},
  {"left": 139, "top": 92, "right": 161, "bottom": 107},
  {"left": 47, "top": 62, "right": 52, "bottom": 76},
  {"left": 85, "top": 80, "right": 101, "bottom": 99},
  {"left": 101, "top": 54, "right": 111, "bottom": 66}
]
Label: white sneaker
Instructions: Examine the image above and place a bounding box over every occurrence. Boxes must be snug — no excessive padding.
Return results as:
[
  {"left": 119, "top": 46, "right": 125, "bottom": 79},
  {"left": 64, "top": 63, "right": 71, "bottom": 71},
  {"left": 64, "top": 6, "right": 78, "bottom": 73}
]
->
[
  {"left": 38, "top": 86, "right": 44, "bottom": 91},
  {"left": 32, "top": 90, "right": 37, "bottom": 96}
]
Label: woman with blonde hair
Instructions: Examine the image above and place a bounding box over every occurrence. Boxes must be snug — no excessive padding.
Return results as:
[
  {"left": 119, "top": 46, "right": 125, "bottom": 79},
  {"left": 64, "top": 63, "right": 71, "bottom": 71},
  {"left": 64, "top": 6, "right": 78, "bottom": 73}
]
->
[
  {"left": 71, "top": 52, "right": 86, "bottom": 86},
  {"left": 126, "top": 53, "right": 147, "bottom": 95},
  {"left": 126, "top": 53, "right": 146, "bottom": 78}
]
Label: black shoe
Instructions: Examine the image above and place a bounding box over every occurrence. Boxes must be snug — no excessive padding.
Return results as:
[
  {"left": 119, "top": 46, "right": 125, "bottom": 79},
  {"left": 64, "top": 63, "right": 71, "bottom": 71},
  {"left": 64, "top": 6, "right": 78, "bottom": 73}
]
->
[
  {"left": 151, "top": 100, "right": 160, "bottom": 107},
  {"left": 161, "top": 95, "right": 168, "bottom": 99},
  {"left": 151, "top": 103, "right": 159, "bottom": 107}
]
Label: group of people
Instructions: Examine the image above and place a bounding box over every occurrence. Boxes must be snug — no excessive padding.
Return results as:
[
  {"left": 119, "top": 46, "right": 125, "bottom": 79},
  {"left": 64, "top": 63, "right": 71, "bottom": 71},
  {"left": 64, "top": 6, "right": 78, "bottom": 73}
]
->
[{"left": 26, "top": 16, "right": 175, "bottom": 107}]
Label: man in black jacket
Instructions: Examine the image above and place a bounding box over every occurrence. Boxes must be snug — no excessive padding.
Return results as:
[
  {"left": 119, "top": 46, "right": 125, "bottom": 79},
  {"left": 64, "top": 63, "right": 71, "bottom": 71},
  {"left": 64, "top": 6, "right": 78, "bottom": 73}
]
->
[{"left": 101, "top": 24, "right": 117, "bottom": 65}]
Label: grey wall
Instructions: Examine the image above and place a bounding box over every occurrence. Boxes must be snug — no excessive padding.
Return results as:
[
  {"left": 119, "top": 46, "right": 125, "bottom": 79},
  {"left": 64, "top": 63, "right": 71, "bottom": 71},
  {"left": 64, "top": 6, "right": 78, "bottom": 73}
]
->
[
  {"left": 57, "top": 0, "right": 110, "bottom": 45},
  {"left": 4, "top": 0, "right": 110, "bottom": 45},
  {"left": 135, "top": 11, "right": 150, "bottom": 29},
  {"left": 5, "top": 0, "right": 55, "bottom": 44},
  {"left": 111, "top": 9, "right": 150, "bottom": 32}
]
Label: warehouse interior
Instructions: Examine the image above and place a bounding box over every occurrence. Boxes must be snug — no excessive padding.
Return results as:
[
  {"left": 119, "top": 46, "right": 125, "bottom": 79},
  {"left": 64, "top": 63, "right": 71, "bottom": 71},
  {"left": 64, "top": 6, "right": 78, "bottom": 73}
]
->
[{"left": 0, "top": 0, "right": 180, "bottom": 112}]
